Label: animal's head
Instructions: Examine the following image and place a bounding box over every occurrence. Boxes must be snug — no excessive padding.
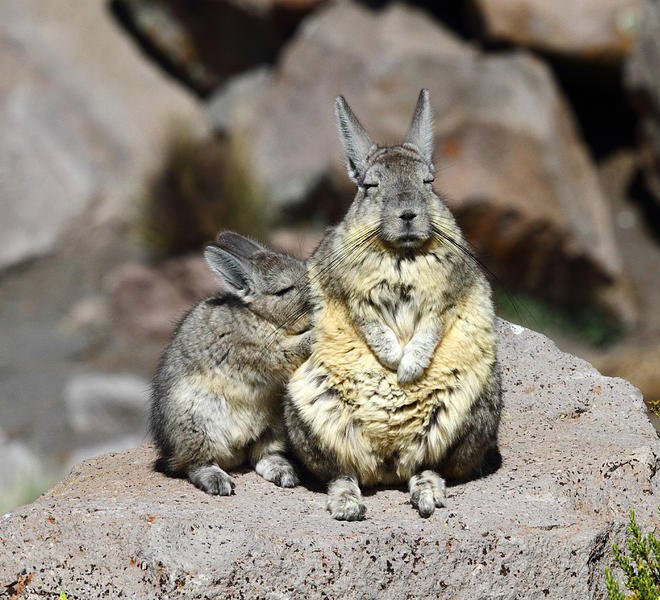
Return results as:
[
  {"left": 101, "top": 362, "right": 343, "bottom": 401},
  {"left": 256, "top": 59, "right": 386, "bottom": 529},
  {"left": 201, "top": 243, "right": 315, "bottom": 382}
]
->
[
  {"left": 335, "top": 89, "right": 449, "bottom": 252},
  {"left": 204, "top": 232, "right": 311, "bottom": 334}
]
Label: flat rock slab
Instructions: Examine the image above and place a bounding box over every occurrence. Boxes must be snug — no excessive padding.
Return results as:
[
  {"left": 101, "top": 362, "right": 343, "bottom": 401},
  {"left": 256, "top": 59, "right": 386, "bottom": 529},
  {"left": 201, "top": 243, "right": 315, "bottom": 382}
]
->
[{"left": 1, "top": 321, "right": 659, "bottom": 598}]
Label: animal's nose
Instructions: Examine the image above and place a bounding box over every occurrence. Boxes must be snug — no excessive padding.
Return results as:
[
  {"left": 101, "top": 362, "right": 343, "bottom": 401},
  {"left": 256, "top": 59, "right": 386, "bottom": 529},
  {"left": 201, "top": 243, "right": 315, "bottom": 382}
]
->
[{"left": 399, "top": 210, "right": 417, "bottom": 222}]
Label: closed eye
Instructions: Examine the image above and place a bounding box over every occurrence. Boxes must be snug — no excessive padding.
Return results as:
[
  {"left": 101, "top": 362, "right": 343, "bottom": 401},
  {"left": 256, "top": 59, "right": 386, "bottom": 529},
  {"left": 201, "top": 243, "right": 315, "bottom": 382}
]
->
[
  {"left": 273, "top": 286, "right": 294, "bottom": 296},
  {"left": 423, "top": 177, "right": 435, "bottom": 184}
]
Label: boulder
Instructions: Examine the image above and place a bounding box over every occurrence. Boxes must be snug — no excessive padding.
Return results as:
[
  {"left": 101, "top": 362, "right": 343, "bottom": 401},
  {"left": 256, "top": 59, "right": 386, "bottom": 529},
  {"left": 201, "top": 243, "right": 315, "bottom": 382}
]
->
[
  {"left": 230, "top": 2, "right": 635, "bottom": 325},
  {"left": 64, "top": 373, "right": 150, "bottom": 437},
  {"left": 0, "top": 0, "right": 206, "bottom": 271},
  {"left": 111, "top": 0, "right": 325, "bottom": 96},
  {"left": 625, "top": 0, "right": 660, "bottom": 208},
  {"left": 107, "top": 255, "right": 219, "bottom": 343},
  {"left": 473, "top": 0, "right": 644, "bottom": 62},
  {"left": 1, "top": 321, "right": 658, "bottom": 598}
]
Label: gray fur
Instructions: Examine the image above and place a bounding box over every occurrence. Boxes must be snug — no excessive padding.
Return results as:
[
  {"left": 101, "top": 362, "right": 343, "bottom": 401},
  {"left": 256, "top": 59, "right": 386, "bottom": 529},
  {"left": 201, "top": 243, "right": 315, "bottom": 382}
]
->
[
  {"left": 150, "top": 233, "right": 312, "bottom": 495},
  {"left": 326, "top": 475, "right": 366, "bottom": 521},
  {"left": 285, "top": 90, "right": 502, "bottom": 519}
]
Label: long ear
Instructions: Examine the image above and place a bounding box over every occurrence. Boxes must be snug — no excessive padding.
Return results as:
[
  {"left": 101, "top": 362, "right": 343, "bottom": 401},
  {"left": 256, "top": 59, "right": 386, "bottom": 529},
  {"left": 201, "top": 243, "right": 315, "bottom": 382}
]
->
[
  {"left": 335, "top": 95, "right": 375, "bottom": 182},
  {"left": 204, "top": 245, "right": 252, "bottom": 298},
  {"left": 215, "top": 231, "right": 266, "bottom": 258},
  {"left": 405, "top": 89, "right": 434, "bottom": 164}
]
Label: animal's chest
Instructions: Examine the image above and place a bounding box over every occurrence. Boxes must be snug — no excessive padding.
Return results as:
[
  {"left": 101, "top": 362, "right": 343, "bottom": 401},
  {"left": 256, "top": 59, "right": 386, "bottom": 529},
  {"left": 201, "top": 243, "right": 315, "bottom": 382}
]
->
[{"left": 364, "top": 278, "right": 421, "bottom": 342}]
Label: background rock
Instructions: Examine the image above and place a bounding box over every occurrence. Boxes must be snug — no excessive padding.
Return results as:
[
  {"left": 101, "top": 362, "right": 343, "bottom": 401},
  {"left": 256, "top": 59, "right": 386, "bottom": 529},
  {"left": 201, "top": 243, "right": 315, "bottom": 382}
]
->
[
  {"left": 65, "top": 372, "right": 150, "bottom": 437},
  {"left": 625, "top": 0, "right": 660, "bottom": 208},
  {"left": 231, "top": 2, "right": 635, "bottom": 324},
  {"left": 108, "top": 255, "right": 219, "bottom": 343},
  {"left": 111, "top": 0, "right": 324, "bottom": 95},
  {"left": 0, "top": 0, "right": 206, "bottom": 272},
  {"left": 474, "top": 0, "right": 643, "bottom": 62},
  {"left": 0, "top": 321, "right": 657, "bottom": 598}
]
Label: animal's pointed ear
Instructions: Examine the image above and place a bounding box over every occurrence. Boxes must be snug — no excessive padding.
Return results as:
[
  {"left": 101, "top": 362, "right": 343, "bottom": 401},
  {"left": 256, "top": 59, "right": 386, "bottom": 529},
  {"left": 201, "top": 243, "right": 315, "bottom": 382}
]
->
[
  {"left": 215, "top": 231, "right": 266, "bottom": 258},
  {"left": 335, "top": 95, "right": 375, "bottom": 183},
  {"left": 204, "top": 244, "right": 252, "bottom": 298},
  {"left": 405, "top": 89, "right": 434, "bottom": 164}
]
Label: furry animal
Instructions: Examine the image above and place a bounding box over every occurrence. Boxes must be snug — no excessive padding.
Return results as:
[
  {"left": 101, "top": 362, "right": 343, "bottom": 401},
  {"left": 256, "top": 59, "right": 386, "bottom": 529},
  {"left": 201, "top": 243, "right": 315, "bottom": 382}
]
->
[
  {"left": 285, "top": 90, "right": 501, "bottom": 520},
  {"left": 150, "top": 232, "right": 312, "bottom": 495}
]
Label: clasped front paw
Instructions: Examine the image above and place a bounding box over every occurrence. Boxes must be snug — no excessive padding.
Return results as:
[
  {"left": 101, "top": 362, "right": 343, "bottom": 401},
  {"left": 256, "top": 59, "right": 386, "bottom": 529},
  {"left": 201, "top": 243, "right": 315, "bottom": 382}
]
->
[{"left": 397, "top": 351, "right": 425, "bottom": 384}]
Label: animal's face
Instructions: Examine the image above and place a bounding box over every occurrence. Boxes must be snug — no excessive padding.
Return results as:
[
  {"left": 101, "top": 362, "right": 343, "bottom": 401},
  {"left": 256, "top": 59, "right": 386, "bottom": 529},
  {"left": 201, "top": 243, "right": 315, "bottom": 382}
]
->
[
  {"left": 248, "top": 253, "right": 312, "bottom": 334},
  {"left": 354, "top": 147, "right": 440, "bottom": 250},
  {"left": 335, "top": 89, "right": 449, "bottom": 253},
  {"left": 204, "top": 233, "right": 312, "bottom": 335}
]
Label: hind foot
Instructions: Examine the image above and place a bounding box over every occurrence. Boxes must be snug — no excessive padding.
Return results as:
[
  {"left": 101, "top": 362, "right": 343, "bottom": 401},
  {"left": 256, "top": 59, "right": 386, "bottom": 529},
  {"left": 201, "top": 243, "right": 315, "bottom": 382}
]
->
[
  {"left": 255, "top": 454, "right": 299, "bottom": 488},
  {"left": 326, "top": 475, "right": 366, "bottom": 521},
  {"left": 188, "top": 464, "right": 235, "bottom": 496},
  {"left": 409, "top": 470, "right": 445, "bottom": 518}
]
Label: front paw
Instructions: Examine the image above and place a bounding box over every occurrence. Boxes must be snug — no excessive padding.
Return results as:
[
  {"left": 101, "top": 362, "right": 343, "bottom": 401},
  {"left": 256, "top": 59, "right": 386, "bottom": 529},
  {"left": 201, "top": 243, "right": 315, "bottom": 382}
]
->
[
  {"left": 375, "top": 332, "right": 403, "bottom": 370},
  {"left": 397, "top": 352, "right": 425, "bottom": 384}
]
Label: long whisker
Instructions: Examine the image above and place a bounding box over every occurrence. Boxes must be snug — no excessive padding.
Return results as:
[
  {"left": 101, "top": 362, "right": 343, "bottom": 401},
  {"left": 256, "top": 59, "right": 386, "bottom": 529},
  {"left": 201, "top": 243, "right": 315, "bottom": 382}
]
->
[{"left": 430, "top": 220, "right": 538, "bottom": 328}]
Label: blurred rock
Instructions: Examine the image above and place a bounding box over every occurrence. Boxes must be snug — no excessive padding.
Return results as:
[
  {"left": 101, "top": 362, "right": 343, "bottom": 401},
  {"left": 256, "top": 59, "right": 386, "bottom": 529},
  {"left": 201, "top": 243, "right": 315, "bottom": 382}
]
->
[
  {"left": 594, "top": 343, "right": 660, "bottom": 403},
  {"left": 66, "top": 435, "right": 145, "bottom": 471},
  {"left": 626, "top": 0, "right": 660, "bottom": 208},
  {"left": 108, "top": 255, "right": 218, "bottom": 343},
  {"left": 269, "top": 227, "right": 323, "bottom": 260},
  {"left": 65, "top": 373, "right": 150, "bottom": 437},
  {"left": 474, "top": 0, "right": 643, "bottom": 62},
  {"left": 111, "top": 0, "right": 325, "bottom": 96},
  {"left": 231, "top": 2, "right": 635, "bottom": 324},
  {"left": 207, "top": 66, "right": 274, "bottom": 134},
  {"left": 0, "top": 0, "right": 206, "bottom": 271}
]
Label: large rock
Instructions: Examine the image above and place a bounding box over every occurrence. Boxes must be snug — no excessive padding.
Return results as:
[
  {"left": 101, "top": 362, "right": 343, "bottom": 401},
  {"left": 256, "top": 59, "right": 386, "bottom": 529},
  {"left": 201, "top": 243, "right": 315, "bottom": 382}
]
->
[
  {"left": 473, "top": 0, "right": 643, "bottom": 62},
  {"left": 107, "top": 255, "right": 219, "bottom": 343},
  {"left": 112, "top": 0, "right": 325, "bottom": 95},
  {"left": 626, "top": 0, "right": 660, "bottom": 208},
  {"left": 230, "top": 2, "right": 635, "bottom": 325},
  {"left": 1, "top": 321, "right": 658, "bottom": 598},
  {"left": 0, "top": 0, "right": 206, "bottom": 271}
]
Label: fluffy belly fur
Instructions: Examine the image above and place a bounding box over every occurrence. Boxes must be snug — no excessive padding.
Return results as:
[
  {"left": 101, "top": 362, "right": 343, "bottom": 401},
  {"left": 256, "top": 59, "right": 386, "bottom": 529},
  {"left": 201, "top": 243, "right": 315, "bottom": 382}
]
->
[{"left": 288, "top": 293, "right": 496, "bottom": 486}]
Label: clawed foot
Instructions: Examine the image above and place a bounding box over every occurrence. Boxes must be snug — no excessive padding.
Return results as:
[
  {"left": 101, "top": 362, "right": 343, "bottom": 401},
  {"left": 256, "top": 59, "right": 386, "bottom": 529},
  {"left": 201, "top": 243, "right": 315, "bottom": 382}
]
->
[
  {"left": 409, "top": 470, "right": 446, "bottom": 517},
  {"left": 189, "top": 464, "right": 236, "bottom": 496},
  {"left": 326, "top": 476, "right": 366, "bottom": 521},
  {"left": 255, "top": 454, "right": 299, "bottom": 488}
]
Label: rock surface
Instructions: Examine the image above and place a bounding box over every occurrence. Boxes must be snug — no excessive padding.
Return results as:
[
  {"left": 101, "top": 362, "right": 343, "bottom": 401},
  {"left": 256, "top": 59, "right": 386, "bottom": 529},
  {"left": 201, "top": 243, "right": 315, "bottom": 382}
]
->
[
  {"left": 474, "top": 0, "right": 643, "bottom": 62},
  {"left": 231, "top": 2, "right": 634, "bottom": 324},
  {"left": 1, "top": 321, "right": 658, "bottom": 598},
  {"left": 0, "top": 0, "right": 206, "bottom": 271}
]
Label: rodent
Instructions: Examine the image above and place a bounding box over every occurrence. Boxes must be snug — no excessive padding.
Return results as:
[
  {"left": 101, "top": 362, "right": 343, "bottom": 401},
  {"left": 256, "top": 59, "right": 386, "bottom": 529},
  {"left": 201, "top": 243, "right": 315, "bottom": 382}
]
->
[
  {"left": 284, "top": 90, "right": 502, "bottom": 520},
  {"left": 150, "top": 232, "right": 312, "bottom": 495}
]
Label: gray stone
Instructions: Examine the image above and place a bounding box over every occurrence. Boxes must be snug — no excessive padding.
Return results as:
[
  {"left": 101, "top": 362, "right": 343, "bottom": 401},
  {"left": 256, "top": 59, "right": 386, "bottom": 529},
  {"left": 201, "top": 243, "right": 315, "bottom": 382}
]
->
[
  {"left": 231, "top": 2, "right": 635, "bottom": 325},
  {"left": 0, "top": 0, "right": 206, "bottom": 271},
  {"left": 65, "top": 373, "right": 150, "bottom": 437},
  {"left": 626, "top": 0, "right": 660, "bottom": 208},
  {"left": 207, "top": 66, "right": 274, "bottom": 134},
  {"left": 1, "top": 321, "right": 658, "bottom": 598}
]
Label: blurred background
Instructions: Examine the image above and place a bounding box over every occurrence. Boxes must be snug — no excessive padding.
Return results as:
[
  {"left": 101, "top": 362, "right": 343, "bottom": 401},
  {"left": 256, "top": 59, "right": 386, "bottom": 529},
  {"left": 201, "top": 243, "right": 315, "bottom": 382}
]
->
[{"left": 1, "top": 0, "right": 659, "bottom": 513}]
